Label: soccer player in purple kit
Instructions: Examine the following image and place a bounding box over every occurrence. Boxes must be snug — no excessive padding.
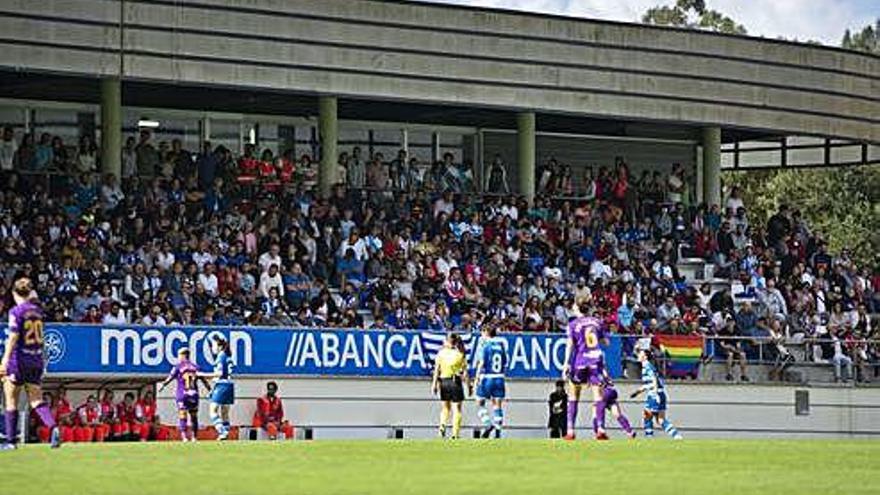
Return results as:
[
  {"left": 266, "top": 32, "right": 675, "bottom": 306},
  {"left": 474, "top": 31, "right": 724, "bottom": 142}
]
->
[
  {"left": 561, "top": 304, "right": 610, "bottom": 441},
  {"left": 159, "top": 348, "right": 210, "bottom": 442},
  {"left": 1, "top": 274, "right": 61, "bottom": 450},
  {"left": 592, "top": 370, "right": 636, "bottom": 439}
]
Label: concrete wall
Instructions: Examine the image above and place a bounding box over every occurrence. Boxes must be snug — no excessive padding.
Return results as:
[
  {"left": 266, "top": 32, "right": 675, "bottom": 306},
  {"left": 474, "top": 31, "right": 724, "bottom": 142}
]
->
[
  {"left": 0, "top": 0, "right": 876, "bottom": 142},
  {"left": 156, "top": 377, "right": 880, "bottom": 440}
]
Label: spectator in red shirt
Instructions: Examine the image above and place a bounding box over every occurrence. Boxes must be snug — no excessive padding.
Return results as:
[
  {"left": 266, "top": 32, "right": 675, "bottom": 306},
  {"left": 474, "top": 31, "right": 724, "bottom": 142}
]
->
[
  {"left": 694, "top": 227, "right": 717, "bottom": 260},
  {"left": 444, "top": 267, "right": 465, "bottom": 312},
  {"left": 81, "top": 304, "right": 102, "bottom": 323},
  {"left": 252, "top": 382, "right": 294, "bottom": 440},
  {"left": 278, "top": 156, "right": 295, "bottom": 183}
]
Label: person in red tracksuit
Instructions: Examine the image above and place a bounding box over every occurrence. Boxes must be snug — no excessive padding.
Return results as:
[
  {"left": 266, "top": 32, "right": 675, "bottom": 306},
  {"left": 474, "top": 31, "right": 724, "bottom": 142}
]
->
[
  {"left": 98, "top": 389, "right": 117, "bottom": 440},
  {"left": 115, "top": 393, "right": 137, "bottom": 440},
  {"left": 252, "top": 382, "right": 294, "bottom": 440},
  {"left": 54, "top": 386, "right": 75, "bottom": 443},
  {"left": 75, "top": 395, "right": 102, "bottom": 442},
  {"left": 135, "top": 390, "right": 168, "bottom": 441},
  {"left": 35, "top": 388, "right": 75, "bottom": 443},
  {"left": 35, "top": 392, "right": 55, "bottom": 443}
]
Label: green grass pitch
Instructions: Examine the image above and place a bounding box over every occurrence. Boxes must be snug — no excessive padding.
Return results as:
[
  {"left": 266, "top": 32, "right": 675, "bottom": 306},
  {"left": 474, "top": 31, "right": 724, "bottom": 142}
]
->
[{"left": 1, "top": 439, "right": 878, "bottom": 494}]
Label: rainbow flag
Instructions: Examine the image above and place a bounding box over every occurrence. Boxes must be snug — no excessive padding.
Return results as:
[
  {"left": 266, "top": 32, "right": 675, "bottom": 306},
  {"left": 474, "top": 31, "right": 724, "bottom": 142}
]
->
[{"left": 656, "top": 334, "right": 704, "bottom": 378}]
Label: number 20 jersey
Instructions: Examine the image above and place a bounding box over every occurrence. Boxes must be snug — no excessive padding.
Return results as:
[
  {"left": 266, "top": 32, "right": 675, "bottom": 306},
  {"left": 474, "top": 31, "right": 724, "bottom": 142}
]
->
[{"left": 6, "top": 301, "right": 46, "bottom": 385}]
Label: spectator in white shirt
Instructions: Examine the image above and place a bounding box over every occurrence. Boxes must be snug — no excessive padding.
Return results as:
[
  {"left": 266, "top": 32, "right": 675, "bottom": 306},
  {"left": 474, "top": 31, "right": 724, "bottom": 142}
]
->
[
  {"left": 141, "top": 304, "right": 167, "bottom": 326},
  {"left": 697, "top": 283, "right": 712, "bottom": 311},
  {"left": 433, "top": 192, "right": 455, "bottom": 219},
  {"left": 726, "top": 186, "right": 745, "bottom": 212},
  {"left": 155, "top": 243, "right": 175, "bottom": 272},
  {"left": 0, "top": 126, "right": 18, "bottom": 171},
  {"left": 435, "top": 251, "right": 457, "bottom": 279},
  {"left": 830, "top": 327, "right": 853, "bottom": 382},
  {"left": 337, "top": 232, "right": 368, "bottom": 261},
  {"left": 500, "top": 200, "right": 518, "bottom": 221},
  {"left": 652, "top": 257, "right": 674, "bottom": 282},
  {"left": 656, "top": 296, "right": 681, "bottom": 329},
  {"left": 589, "top": 258, "right": 612, "bottom": 281},
  {"left": 102, "top": 302, "right": 128, "bottom": 325},
  {"left": 258, "top": 243, "right": 283, "bottom": 273},
  {"left": 192, "top": 243, "right": 216, "bottom": 271},
  {"left": 259, "top": 264, "right": 284, "bottom": 299},
  {"left": 760, "top": 278, "right": 788, "bottom": 321},
  {"left": 339, "top": 209, "right": 357, "bottom": 239},
  {"left": 198, "top": 263, "right": 219, "bottom": 297},
  {"left": 100, "top": 173, "right": 125, "bottom": 211}
]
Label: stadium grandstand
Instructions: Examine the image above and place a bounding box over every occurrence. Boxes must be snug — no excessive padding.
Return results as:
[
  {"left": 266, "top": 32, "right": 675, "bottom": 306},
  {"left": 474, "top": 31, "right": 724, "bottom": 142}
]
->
[{"left": 0, "top": 0, "right": 878, "bottom": 454}]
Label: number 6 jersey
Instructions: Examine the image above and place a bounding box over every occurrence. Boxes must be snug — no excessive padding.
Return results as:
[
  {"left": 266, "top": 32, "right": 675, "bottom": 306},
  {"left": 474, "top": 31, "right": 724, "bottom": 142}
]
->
[{"left": 567, "top": 316, "right": 607, "bottom": 370}]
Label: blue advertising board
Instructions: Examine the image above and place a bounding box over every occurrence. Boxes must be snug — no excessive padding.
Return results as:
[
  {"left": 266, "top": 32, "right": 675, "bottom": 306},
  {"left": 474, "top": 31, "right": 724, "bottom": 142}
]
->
[{"left": 1, "top": 325, "right": 622, "bottom": 379}]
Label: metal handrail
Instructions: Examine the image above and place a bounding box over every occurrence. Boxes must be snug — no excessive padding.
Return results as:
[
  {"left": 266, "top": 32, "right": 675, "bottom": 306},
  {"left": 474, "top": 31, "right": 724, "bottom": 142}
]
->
[{"left": 639, "top": 334, "right": 880, "bottom": 367}]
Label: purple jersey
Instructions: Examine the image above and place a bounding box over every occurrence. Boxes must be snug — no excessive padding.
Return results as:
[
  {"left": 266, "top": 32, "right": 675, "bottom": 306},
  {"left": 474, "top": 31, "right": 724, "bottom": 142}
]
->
[
  {"left": 5, "top": 301, "right": 45, "bottom": 385},
  {"left": 168, "top": 360, "right": 200, "bottom": 403},
  {"left": 567, "top": 316, "right": 606, "bottom": 370},
  {"left": 7, "top": 300, "right": 45, "bottom": 358}
]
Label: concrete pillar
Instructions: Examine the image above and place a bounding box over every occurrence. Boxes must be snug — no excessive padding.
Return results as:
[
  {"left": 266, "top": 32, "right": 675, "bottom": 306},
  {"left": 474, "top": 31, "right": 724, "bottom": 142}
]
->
[
  {"left": 695, "top": 144, "right": 704, "bottom": 204},
  {"left": 318, "top": 96, "right": 338, "bottom": 197},
  {"left": 200, "top": 116, "right": 211, "bottom": 144},
  {"left": 431, "top": 132, "right": 440, "bottom": 163},
  {"left": 702, "top": 126, "right": 721, "bottom": 207},
  {"left": 23, "top": 107, "right": 31, "bottom": 135},
  {"left": 517, "top": 112, "right": 536, "bottom": 204},
  {"left": 100, "top": 77, "right": 122, "bottom": 178},
  {"left": 475, "top": 129, "right": 484, "bottom": 191}
]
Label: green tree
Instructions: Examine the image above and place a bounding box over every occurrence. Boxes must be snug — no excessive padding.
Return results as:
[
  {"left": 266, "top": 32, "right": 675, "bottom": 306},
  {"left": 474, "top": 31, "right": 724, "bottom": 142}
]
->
[
  {"left": 642, "top": 0, "right": 747, "bottom": 34},
  {"left": 724, "top": 167, "right": 880, "bottom": 263},
  {"left": 841, "top": 19, "right": 879, "bottom": 53},
  {"left": 722, "top": 20, "right": 880, "bottom": 262}
]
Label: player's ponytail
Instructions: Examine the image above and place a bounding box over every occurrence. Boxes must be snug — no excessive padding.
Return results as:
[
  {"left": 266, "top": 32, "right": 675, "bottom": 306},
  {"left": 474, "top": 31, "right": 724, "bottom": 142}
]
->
[
  {"left": 212, "top": 335, "right": 231, "bottom": 356},
  {"left": 448, "top": 333, "right": 464, "bottom": 353}
]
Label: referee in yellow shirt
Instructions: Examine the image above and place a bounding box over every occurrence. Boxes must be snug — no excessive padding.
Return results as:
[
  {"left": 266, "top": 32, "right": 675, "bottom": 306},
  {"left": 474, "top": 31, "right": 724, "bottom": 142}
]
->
[{"left": 431, "top": 333, "right": 470, "bottom": 439}]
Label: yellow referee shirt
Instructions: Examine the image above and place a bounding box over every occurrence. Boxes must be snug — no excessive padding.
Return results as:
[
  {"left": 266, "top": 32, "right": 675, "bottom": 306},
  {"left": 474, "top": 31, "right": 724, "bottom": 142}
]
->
[{"left": 436, "top": 347, "right": 466, "bottom": 379}]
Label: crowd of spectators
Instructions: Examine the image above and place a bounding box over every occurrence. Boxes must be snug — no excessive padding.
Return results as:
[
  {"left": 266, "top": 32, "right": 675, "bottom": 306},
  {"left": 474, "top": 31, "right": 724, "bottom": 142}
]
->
[{"left": 1, "top": 127, "right": 879, "bottom": 382}]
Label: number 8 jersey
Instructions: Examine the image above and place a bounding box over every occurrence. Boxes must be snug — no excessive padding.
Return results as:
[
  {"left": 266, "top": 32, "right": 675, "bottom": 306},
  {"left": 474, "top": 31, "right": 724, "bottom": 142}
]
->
[{"left": 479, "top": 337, "right": 508, "bottom": 378}]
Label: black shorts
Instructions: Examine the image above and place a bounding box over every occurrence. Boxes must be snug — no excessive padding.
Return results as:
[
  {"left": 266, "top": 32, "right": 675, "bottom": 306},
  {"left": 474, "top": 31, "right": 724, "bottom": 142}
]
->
[{"left": 439, "top": 377, "right": 464, "bottom": 402}]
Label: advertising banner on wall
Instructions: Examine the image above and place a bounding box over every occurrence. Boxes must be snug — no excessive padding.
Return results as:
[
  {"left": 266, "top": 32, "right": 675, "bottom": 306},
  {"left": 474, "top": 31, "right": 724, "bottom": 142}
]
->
[{"left": 1, "top": 324, "right": 622, "bottom": 379}]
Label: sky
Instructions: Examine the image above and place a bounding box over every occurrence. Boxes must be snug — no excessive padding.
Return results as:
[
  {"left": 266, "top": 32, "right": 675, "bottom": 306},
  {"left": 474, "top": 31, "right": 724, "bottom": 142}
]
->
[{"left": 412, "top": 0, "right": 878, "bottom": 45}]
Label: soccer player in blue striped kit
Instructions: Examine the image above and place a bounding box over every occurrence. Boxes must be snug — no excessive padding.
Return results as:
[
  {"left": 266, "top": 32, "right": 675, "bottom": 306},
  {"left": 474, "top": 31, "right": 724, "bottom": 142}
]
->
[
  {"left": 630, "top": 347, "right": 682, "bottom": 440},
  {"left": 206, "top": 335, "right": 235, "bottom": 441},
  {"left": 474, "top": 326, "right": 508, "bottom": 438}
]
